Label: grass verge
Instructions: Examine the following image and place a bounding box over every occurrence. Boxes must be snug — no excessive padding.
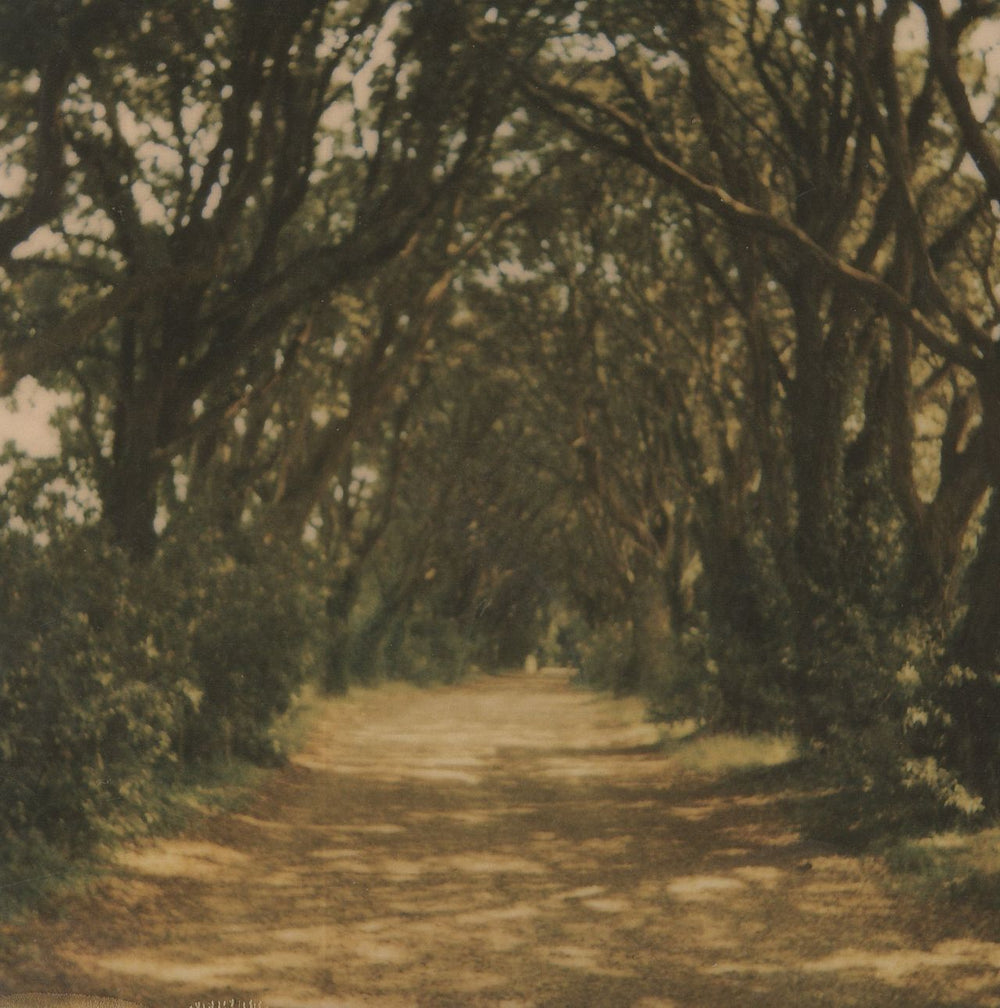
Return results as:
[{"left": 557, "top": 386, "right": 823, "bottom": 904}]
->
[
  {"left": 881, "top": 827, "right": 1000, "bottom": 913},
  {"left": 662, "top": 726, "right": 798, "bottom": 774},
  {"left": 660, "top": 728, "right": 1000, "bottom": 912}
]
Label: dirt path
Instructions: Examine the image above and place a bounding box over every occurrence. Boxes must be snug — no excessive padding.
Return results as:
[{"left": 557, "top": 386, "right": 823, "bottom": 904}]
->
[{"left": 3, "top": 669, "right": 1000, "bottom": 1007}]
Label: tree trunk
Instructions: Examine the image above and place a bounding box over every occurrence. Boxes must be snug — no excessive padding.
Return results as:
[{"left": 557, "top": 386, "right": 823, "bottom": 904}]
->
[
  {"left": 944, "top": 363, "right": 1000, "bottom": 811},
  {"left": 952, "top": 363, "right": 1000, "bottom": 667},
  {"left": 324, "top": 569, "right": 361, "bottom": 695},
  {"left": 788, "top": 320, "right": 849, "bottom": 592},
  {"left": 103, "top": 390, "right": 164, "bottom": 561}
]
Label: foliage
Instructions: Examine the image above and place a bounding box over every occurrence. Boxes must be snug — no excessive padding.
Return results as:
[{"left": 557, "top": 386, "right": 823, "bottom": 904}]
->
[
  {"left": 150, "top": 520, "right": 326, "bottom": 765},
  {"left": 883, "top": 827, "right": 1000, "bottom": 914},
  {"left": 574, "top": 622, "right": 633, "bottom": 692},
  {"left": 0, "top": 471, "right": 323, "bottom": 884},
  {"left": 0, "top": 528, "right": 181, "bottom": 868}
]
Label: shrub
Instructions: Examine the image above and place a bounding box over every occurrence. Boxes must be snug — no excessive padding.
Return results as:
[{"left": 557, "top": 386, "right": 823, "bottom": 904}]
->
[
  {"left": 574, "top": 621, "right": 633, "bottom": 691},
  {"left": 149, "top": 526, "right": 325, "bottom": 765},
  {"left": 386, "top": 612, "right": 476, "bottom": 684},
  {"left": 0, "top": 530, "right": 181, "bottom": 867},
  {"left": 0, "top": 506, "right": 325, "bottom": 884}
]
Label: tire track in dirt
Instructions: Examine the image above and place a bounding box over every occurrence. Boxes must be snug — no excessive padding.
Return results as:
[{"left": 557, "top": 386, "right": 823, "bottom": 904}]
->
[{"left": 2, "top": 669, "right": 999, "bottom": 1006}]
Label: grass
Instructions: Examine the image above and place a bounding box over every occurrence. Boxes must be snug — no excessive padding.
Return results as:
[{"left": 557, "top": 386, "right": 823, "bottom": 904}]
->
[
  {"left": 659, "top": 723, "right": 799, "bottom": 774},
  {"left": 660, "top": 728, "right": 1000, "bottom": 907},
  {"left": 882, "top": 826, "right": 1000, "bottom": 912}
]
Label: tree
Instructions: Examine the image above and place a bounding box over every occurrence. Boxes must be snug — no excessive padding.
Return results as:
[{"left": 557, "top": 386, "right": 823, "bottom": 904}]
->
[{"left": 2, "top": 0, "right": 512, "bottom": 557}]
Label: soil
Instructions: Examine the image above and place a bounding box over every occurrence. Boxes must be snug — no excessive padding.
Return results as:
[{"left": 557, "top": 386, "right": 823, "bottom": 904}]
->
[{"left": 2, "top": 668, "right": 1000, "bottom": 1007}]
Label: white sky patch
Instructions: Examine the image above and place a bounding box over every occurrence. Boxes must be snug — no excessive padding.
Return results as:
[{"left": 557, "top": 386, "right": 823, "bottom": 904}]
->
[
  {"left": 498, "top": 260, "right": 533, "bottom": 282},
  {"left": 967, "top": 19, "right": 1000, "bottom": 118},
  {"left": 116, "top": 101, "right": 149, "bottom": 144},
  {"left": 352, "top": 2, "right": 404, "bottom": 109},
  {"left": 11, "top": 225, "right": 62, "bottom": 259},
  {"left": 132, "top": 180, "right": 171, "bottom": 226},
  {"left": 896, "top": 5, "right": 928, "bottom": 50},
  {"left": 601, "top": 253, "right": 621, "bottom": 284},
  {"left": 360, "top": 128, "right": 379, "bottom": 157},
  {"left": 201, "top": 181, "right": 223, "bottom": 219},
  {"left": 349, "top": 464, "right": 378, "bottom": 501},
  {"left": 0, "top": 162, "right": 27, "bottom": 198},
  {"left": 180, "top": 103, "right": 204, "bottom": 138},
  {"left": 64, "top": 198, "right": 115, "bottom": 242},
  {"left": 174, "top": 471, "right": 189, "bottom": 502},
  {"left": 154, "top": 505, "right": 169, "bottom": 534},
  {"left": 0, "top": 378, "right": 69, "bottom": 456},
  {"left": 136, "top": 139, "right": 184, "bottom": 179},
  {"left": 320, "top": 100, "right": 355, "bottom": 133}
]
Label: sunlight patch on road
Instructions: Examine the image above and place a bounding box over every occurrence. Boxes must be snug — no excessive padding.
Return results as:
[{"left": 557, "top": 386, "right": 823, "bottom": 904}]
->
[
  {"left": 441, "top": 852, "right": 546, "bottom": 875},
  {"left": 115, "top": 840, "right": 250, "bottom": 879},
  {"left": 537, "top": 758, "right": 609, "bottom": 779},
  {"left": 581, "top": 896, "right": 633, "bottom": 913},
  {"left": 666, "top": 874, "right": 746, "bottom": 900},
  {"left": 558, "top": 885, "right": 606, "bottom": 901},
  {"left": 307, "top": 846, "right": 365, "bottom": 861},
  {"left": 670, "top": 801, "right": 724, "bottom": 822},
  {"left": 305, "top": 847, "right": 546, "bottom": 878},
  {"left": 405, "top": 807, "right": 498, "bottom": 825},
  {"left": 337, "top": 822, "right": 407, "bottom": 835},
  {"left": 0, "top": 999, "right": 143, "bottom": 1007},
  {"left": 707, "top": 959, "right": 785, "bottom": 976},
  {"left": 722, "top": 824, "right": 801, "bottom": 848},
  {"left": 804, "top": 939, "right": 1000, "bottom": 980},
  {"left": 731, "top": 866, "right": 784, "bottom": 888},
  {"left": 542, "top": 944, "right": 633, "bottom": 976},
  {"left": 267, "top": 924, "right": 335, "bottom": 946},
  {"left": 453, "top": 902, "right": 540, "bottom": 926},
  {"left": 667, "top": 733, "right": 796, "bottom": 774},
  {"left": 406, "top": 767, "right": 481, "bottom": 784},
  {"left": 70, "top": 950, "right": 259, "bottom": 986},
  {"left": 344, "top": 934, "right": 412, "bottom": 965},
  {"left": 714, "top": 846, "right": 753, "bottom": 858},
  {"left": 577, "top": 835, "right": 632, "bottom": 855},
  {"left": 230, "top": 813, "right": 297, "bottom": 834}
]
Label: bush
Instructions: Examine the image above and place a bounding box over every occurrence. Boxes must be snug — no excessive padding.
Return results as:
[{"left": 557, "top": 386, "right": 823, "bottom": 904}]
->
[
  {"left": 0, "top": 531, "right": 181, "bottom": 867},
  {"left": 574, "top": 621, "right": 633, "bottom": 691},
  {"left": 387, "top": 612, "right": 476, "bottom": 684},
  {"left": 148, "top": 525, "right": 325, "bottom": 765},
  {"left": 0, "top": 505, "right": 325, "bottom": 886}
]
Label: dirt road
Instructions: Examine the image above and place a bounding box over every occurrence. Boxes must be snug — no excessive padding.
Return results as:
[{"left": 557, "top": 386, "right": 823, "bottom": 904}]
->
[{"left": 3, "top": 669, "right": 1000, "bottom": 1006}]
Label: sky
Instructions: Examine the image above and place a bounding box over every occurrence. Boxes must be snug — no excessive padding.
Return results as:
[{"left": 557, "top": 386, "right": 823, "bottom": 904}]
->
[{"left": 0, "top": 377, "right": 66, "bottom": 456}]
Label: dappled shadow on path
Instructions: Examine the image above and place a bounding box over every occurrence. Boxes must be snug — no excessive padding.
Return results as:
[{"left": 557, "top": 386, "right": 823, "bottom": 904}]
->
[{"left": 3, "top": 670, "right": 999, "bottom": 1006}]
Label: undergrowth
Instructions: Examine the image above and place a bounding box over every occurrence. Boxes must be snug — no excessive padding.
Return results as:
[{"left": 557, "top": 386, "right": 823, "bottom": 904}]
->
[
  {"left": 881, "top": 828, "right": 1000, "bottom": 914},
  {"left": 0, "top": 682, "right": 327, "bottom": 922}
]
